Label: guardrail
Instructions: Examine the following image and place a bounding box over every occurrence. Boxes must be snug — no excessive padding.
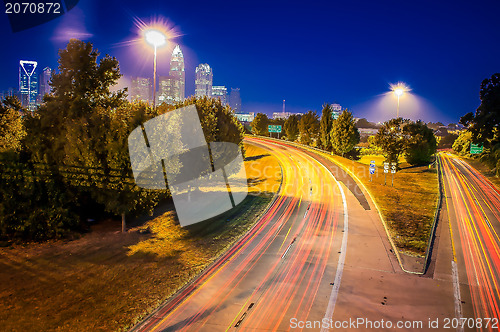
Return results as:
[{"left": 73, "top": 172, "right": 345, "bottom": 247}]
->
[{"left": 422, "top": 154, "right": 443, "bottom": 273}]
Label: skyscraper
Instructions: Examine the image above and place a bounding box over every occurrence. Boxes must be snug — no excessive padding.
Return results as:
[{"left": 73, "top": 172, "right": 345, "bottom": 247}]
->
[
  {"left": 129, "top": 77, "right": 152, "bottom": 103},
  {"left": 212, "top": 86, "right": 228, "bottom": 105},
  {"left": 158, "top": 76, "right": 174, "bottom": 104},
  {"left": 169, "top": 45, "right": 185, "bottom": 103},
  {"left": 230, "top": 88, "right": 241, "bottom": 113},
  {"left": 19, "top": 60, "right": 38, "bottom": 109},
  {"left": 39, "top": 66, "right": 53, "bottom": 98},
  {"left": 195, "top": 64, "right": 213, "bottom": 97}
]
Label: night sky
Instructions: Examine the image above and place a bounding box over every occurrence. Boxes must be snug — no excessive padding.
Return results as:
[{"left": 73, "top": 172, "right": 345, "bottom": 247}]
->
[{"left": 1, "top": 0, "right": 500, "bottom": 123}]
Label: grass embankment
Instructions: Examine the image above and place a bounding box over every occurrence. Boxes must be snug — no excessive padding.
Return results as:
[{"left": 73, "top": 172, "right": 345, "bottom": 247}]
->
[
  {"left": 333, "top": 154, "right": 439, "bottom": 256},
  {"left": 0, "top": 143, "right": 281, "bottom": 331}
]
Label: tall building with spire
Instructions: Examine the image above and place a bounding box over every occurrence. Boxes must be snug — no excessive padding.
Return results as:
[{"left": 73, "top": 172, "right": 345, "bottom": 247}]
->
[
  {"left": 155, "top": 45, "right": 185, "bottom": 105},
  {"left": 195, "top": 64, "right": 213, "bottom": 97},
  {"left": 19, "top": 60, "right": 38, "bottom": 109},
  {"left": 168, "top": 45, "right": 185, "bottom": 103}
]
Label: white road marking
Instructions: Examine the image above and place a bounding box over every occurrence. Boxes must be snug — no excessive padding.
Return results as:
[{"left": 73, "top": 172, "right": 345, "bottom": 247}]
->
[
  {"left": 451, "top": 260, "right": 464, "bottom": 332},
  {"left": 321, "top": 180, "right": 348, "bottom": 331}
]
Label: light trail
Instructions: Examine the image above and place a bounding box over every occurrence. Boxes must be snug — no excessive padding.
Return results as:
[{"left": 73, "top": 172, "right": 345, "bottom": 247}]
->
[
  {"left": 135, "top": 137, "right": 345, "bottom": 331},
  {"left": 441, "top": 153, "right": 500, "bottom": 330}
]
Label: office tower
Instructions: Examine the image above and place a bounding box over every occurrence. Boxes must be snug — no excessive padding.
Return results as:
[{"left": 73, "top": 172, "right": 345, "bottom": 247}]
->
[
  {"left": 195, "top": 64, "right": 213, "bottom": 97},
  {"left": 129, "top": 77, "right": 152, "bottom": 103},
  {"left": 212, "top": 86, "right": 228, "bottom": 105},
  {"left": 169, "top": 45, "right": 185, "bottom": 103},
  {"left": 39, "top": 66, "right": 53, "bottom": 98},
  {"left": 230, "top": 88, "right": 241, "bottom": 113},
  {"left": 19, "top": 60, "right": 38, "bottom": 109},
  {"left": 158, "top": 76, "right": 174, "bottom": 105}
]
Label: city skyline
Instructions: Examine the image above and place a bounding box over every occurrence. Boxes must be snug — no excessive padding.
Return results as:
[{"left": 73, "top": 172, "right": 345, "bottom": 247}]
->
[{"left": 1, "top": 1, "right": 499, "bottom": 123}]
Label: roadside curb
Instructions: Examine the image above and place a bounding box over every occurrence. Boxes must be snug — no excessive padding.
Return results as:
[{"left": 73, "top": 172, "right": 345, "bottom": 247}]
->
[{"left": 422, "top": 154, "right": 444, "bottom": 274}]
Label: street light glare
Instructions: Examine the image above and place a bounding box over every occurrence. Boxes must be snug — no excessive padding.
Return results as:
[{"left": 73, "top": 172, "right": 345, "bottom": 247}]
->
[
  {"left": 144, "top": 29, "right": 166, "bottom": 47},
  {"left": 390, "top": 82, "right": 410, "bottom": 96},
  {"left": 389, "top": 82, "right": 410, "bottom": 118},
  {"left": 394, "top": 88, "right": 404, "bottom": 97}
]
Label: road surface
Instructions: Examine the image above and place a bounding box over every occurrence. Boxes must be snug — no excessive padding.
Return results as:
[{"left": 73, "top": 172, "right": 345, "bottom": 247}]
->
[
  {"left": 132, "top": 139, "right": 457, "bottom": 331},
  {"left": 440, "top": 153, "right": 500, "bottom": 330}
]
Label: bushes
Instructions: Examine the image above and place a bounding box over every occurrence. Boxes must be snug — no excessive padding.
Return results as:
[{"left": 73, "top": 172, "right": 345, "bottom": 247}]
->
[
  {"left": 0, "top": 159, "right": 78, "bottom": 240},
  {"left": 374, "top": 119, "right": 437, "bottom": 167},
  {"left": 403, "top": 121, "right": 437, "bottom": 165},
  {"left": 452, "top": 131, "right": 472, "bottom": 156}
]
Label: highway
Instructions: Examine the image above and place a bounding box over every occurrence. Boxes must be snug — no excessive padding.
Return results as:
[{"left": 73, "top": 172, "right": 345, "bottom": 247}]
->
[
  {"left": 440, "top": 153, "right": 500, "bottom": 329},
  {"left": 132, "top": 138, "right": 457, "bottom": 331},
  {"left": 133, "top": 137, "right": 347, "bottom": 331}
]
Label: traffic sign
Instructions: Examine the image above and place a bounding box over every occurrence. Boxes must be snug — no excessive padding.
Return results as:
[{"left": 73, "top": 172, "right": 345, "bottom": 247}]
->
[
  {"left": 369, "top": 168, "right": 375, "bottom": 175},
  {"left": 391, "top": 162, "right": 396, "bottom": 174},
  {"left": 268, "top": 125, "right": 282, "bottom": 133},
  {"left": 384, "top": 162, "right": 389, "bottom": 173},
  {"left": 470, "top": 143, "right": 483, "bottom": 154}
]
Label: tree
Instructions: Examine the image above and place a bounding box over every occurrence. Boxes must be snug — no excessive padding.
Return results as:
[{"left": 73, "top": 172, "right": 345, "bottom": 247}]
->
[
  {"left": 460, "top": 73, "right": 500, "bottom": 145},
  {"left": 452, "top": 130, "right": 473, "bottom": 155},
  {"left": 175, "top": 96, "right": 245, "bottom": 148},
  {"left": 374, "top": 118, "right": 409, "bottom": 165},
  {"left": 460, "top": 73, "right": 500, "bottom": 176},
  {"left": 251, "top": 113, "right": 269, "bottom": 136},
  {"left": 284, "top": 114, "right": 300, "bottom": 141},
  {"left": 403, "top": 121, "right": 437, "bottom": 165},
  {"left": 0, "top": 96, "right": 26, "bottom": 153},
  {"left": 26, "top": 39, "right": 126, "bottom": 164},
  {"left": 24, "top": 39, "right": 161, "bottom": 232},
  {"left": 319, "top": 103, "right": 334, "bottom": 150},
  {"left": 299, "top": 111, "right": 319, "bottom": 146},
  {"left": 330, "top": 109, "right": 360, "bottom": 157}
]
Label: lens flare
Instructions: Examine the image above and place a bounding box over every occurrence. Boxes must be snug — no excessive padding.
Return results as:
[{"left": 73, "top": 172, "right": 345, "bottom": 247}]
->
[
  {"left": 389, "top": 82, "right": 411, "bottom": 96},
  {"left": 144, "top": 29, "right": 166, "bottom": 48}
]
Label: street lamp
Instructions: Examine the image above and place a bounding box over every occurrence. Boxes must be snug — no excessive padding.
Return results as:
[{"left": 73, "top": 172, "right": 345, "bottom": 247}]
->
[
  {"left": 144, "top": 29, "right": 166, "bottom": 108},
  {"left": 390, "top": 82, "right": 409, "bottom": 118}
]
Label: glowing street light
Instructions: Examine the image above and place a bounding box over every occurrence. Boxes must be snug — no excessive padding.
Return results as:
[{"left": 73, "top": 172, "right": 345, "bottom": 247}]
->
[
  {"left": 390, "top": 82, "right": 410, "bottom": 118},
  {"left": 144, "top": 28, "right": 167, "bottom": 108}
]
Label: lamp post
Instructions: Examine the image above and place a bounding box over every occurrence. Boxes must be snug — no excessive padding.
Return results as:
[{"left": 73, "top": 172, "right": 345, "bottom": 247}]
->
[
  {"left": 390, "top": 83, "right": 409, "bottom": 118},
  {"left": 144, "top": 29, "right": 166, "bottom": 108},
  {"left": 394, "top": 88, "right": 404, "bottom": 118}
]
